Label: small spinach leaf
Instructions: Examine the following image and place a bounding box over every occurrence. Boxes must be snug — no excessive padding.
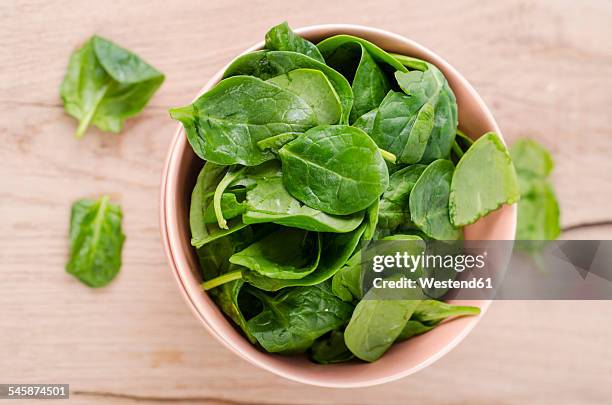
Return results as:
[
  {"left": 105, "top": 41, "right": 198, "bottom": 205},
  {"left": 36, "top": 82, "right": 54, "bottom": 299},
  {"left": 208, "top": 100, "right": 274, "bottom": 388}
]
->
[
  {"left": 244, "top": 222, "right": 366, "bottom": 291},
  {"left": 449, "top": 132, "right": 520, "bottom": 227},
  {"left": 378, "top": 164, "right": 426, "bottom": 234},
  {"left": 224, "top": 50, "right": 354, "bottom": 124},
  {"left": 170, "top": 76, "right": 319, "bottom": 166},
  {"left": 344, "top": 288, "right": 422, "bottom": 362},
  {"left": 229, "top": 228, "right": 322, "bottom": 279},
  {"left": 371, "top": 90, "right": 435, "bottom": 164},
  {"left": 394, "top": 64, "right": 458, "bottom": 163},
  {"left": 66, "top": 196, "right": 125, "bottom": 287},
  {"left": 264, "top": 22, "right": 325, "bottom": 63},
  {"left": 317, "top": 35, "right": 407, "bottom": 73},
  {"left": 410, "top": 159, "right": 462, "bottom": 240},
  {"left": 241, "top": 162, "right": 364, "bottom": 232},
  {"left": 246, "top": 283, "right": 353, "bottom": 354},
  {"left": 279, "top": 125, "right": 389, "bottom": 215},
  {"left": 61, "top": 35, "right": 164, "bottom": 138}
]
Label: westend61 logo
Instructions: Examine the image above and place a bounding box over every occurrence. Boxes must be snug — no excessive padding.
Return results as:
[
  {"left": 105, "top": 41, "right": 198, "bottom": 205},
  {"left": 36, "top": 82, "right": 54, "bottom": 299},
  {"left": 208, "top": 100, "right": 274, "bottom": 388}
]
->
[{"left": 371, "top": 251, "right": 487, "bottom": 273}]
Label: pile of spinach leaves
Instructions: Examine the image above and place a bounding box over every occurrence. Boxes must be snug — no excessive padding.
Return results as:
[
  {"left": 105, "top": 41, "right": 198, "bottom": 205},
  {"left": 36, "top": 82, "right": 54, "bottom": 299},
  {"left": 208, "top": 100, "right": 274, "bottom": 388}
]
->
[{"left": 170, "top": 22, "right": 522, "bottom": 363}]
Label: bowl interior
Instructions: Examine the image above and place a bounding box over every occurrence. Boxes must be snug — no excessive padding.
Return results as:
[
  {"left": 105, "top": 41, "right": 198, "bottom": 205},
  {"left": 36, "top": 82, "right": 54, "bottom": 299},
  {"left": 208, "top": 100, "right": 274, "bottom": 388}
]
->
[{"left": 160, "top": 24, "right": 516, "bottom": 388}]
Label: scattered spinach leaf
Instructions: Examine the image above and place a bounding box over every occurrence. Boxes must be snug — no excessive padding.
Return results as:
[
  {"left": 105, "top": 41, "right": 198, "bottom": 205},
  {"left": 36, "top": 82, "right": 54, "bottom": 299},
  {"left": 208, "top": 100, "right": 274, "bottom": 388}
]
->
[
  {"left": 61, "top": 35, "right": 164, "bottom": 138},
  {"left": 66, "top": 196, "right": 125, "bottom": 287}
]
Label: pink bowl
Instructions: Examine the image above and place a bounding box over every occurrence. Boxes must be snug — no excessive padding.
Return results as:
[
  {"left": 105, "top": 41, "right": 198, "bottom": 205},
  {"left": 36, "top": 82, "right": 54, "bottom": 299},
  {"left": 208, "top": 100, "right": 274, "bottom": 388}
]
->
[{"left": 160, "top": 24, "right": 517, "bottom": 387}]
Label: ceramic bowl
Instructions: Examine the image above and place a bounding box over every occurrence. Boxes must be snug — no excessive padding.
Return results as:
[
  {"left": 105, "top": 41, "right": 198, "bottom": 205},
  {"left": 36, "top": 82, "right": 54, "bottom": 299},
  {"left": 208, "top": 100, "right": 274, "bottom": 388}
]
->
[{"left": 160, "top": 24, "right": 516, "bottom": 388}]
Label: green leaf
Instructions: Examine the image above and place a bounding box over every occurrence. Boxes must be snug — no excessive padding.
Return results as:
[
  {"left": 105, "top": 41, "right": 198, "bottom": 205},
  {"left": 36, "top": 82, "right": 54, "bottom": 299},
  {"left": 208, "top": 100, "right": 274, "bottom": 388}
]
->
[
  {"left": 264, "top": 22, "right": 325, "bottom": 63},
  {"left": 317, "top": 38, "right": 391, "bottom": 122},
  {"left": 170, "top": 76, "right": 318, "bottom": 166},
  {"left": 224, "top": 50, "right": 354, "bottom": 124},
  {"left": 510, "top": 138, "right": 554, "bottom": 182},
  {"left": 410, "top": 159, "right": 462, "bottom": 240},
  {"left": 515, "top": 180, "right": 560, "bottom": 242},
  {"left": 66, "top": 196, "right": 125, "bottom": 287},
  {"left": 344, "top": 287, "right": 422, "bottom": 362},
  {"left": 377, "top": 164, "right": 426, "bottom": 234},
  {"left": 279, "top": 125, "right": 389, "bottom": 215},
  {"left": 60, "top": 35, "right": 164, "bottom": 138},
  {"left": 449, "top": 132, "right": 520, "bottom": 227},
  {"left": 394, "top": 63, "right": 458, "bottom": 163},
  {"left": 241, "top": 161, "right": 364, "bottom": 232},
  {"left": 246, "top": 283, "right": 353, "bottom": 354},
  {"left": 353, "top": 108, "right": 377, "bottom": 136},
  {"left": 244, "top": 222, "right": 366, "bottom": 291},
  {"left": 229, "top": 228, "right": 322, "bottom": 280}
]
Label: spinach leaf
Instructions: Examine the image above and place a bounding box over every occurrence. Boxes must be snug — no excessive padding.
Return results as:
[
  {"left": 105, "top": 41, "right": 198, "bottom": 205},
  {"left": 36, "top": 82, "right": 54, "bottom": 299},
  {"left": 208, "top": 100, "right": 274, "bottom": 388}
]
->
[
  {"left": 170, "top": 76, "right": 320, "bottom": 166},
  {"left": 267, "top": 69, "right": 342, "bottom": 125},
  {"left": 279, "top": 125, "right": 389, "bottom": 215},
  {"left": 370, "top": 91, "right": 435, "bottom": 164},
  {"left": 331, "top": 252, "right": 362, "bottom": 302},
  {"left": 264, "top": 22, "right": 325, "bottom": 63},
  {"left": 212, "top": 279, "right": 258, "bottom": 344},
  {"left": 344, "top": 287, "right": 422, "bottom": 362},
  {"left": 516, "top": 179, "right": 560, "bottom": 242},
  {"left": 449, "top": 132, "right": 520, "bottom": 227},
  {"left": 317, "top": 39, "right": 390, "bottom": 123},
  {"left": 362, "top": 199, "right": 380, "bottom": 241},
  {"left": 378, "top": 164, "right": 426, "bottom": 233},
  {"left": 394, "top": 63, "right": 458, "bottom": 163},
  {"left": 244, "top": 222, "right": 366, "bottom": 291},
  {"left": 229, "top": 227, "right": 322, "bottom": 279},
  {"left": 510, "top": 138, "right": 554, "bottom": 193},
  {"left": 241, "top": 162, "right": 364, "bottom": 232},
  {"left": 66, "top": 196, "right": 125, "bottom": 287},
  {"left": 246, "top": 283, "right": 354, "bottom": 354},
  {"left": 224, "top": 50, "right": 353, "bottom": 124},
  {"left": 310, "top": 330, "right": 354, "bottom": 364},
  {"left": 190, "top": 163, "right": 248, "bottom": 248},
  {"left": 410, "top": 159, "right": 462, "bottom": 240},
  {"left": 61, "top": 35, "right": 164, "bottom": 138},
  {"left": 396, "top": 300, "right": 481, "bottom": 341},
  {"left": 510, "top": 139, "right": 560, "bottom": 247}
]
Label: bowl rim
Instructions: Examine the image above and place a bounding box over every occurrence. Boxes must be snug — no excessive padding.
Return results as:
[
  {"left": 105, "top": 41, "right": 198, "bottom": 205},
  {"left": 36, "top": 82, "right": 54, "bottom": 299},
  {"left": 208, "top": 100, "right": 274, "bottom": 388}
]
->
[{"left": 159, "top": 23, "right": 516, "bottom": 388}]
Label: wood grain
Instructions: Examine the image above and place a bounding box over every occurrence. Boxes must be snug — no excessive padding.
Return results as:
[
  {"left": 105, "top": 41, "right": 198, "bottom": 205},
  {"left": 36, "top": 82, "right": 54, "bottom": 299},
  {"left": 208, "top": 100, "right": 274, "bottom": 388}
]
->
[{"left": 1, "top": 0, "right": 611, "bottom": 403}]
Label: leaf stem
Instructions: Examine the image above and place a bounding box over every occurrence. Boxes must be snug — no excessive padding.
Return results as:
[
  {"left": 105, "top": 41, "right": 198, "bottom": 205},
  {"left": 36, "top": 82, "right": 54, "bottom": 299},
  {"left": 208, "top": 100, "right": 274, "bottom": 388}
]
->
[
  {"left": 201, "top": 270, "right": 243, "bottom": 290},
  {"left": 74, "top": 83, "right": 109, "bottom": 139},
  {"left": 452, "top": 141, "right": 464, "bottom": 159},
  {"left": 379, "top": 148, "right": 397, "bottom": 164},
  {"left": 213, "top": 167, "right": 246, "bottom": 229}
]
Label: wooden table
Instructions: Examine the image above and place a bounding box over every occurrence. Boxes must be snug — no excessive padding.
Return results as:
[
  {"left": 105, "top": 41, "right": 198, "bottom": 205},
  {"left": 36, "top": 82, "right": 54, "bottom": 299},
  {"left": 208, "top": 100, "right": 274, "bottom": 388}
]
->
[{"left": 2, "top": 0, "right": 611, "bottom": 403}]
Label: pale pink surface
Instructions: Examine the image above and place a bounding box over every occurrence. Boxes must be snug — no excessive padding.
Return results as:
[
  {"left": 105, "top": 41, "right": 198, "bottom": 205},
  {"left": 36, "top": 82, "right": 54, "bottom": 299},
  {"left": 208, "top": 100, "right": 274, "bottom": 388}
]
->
[{"left": 159, "top": 24, "right": 517, "bottom": 387}]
